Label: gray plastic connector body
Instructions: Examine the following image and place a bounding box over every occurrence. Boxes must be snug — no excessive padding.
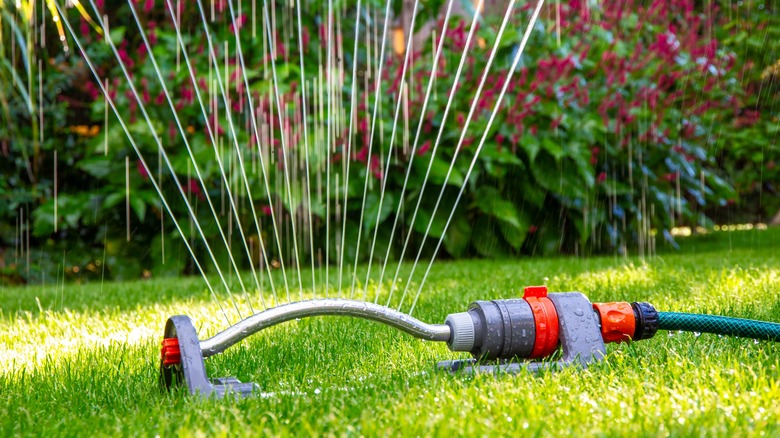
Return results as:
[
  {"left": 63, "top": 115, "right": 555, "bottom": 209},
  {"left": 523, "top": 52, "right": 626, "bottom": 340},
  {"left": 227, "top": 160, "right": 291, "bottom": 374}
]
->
[{"left": 438, "top": 292, "right": 607, "bottom": 374}]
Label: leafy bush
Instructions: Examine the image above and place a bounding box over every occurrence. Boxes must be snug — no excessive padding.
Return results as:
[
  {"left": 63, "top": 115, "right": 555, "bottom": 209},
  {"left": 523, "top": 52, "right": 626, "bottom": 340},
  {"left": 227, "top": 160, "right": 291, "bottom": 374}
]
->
[
  {"left": 1, "top": 0, "right": 776, "bottom": 283},
  {"left": 708, "top": 1, "right": 779, "bottom": 223},
  {"left": 368, "top": 0, "right": 743, "bottom": 257}
]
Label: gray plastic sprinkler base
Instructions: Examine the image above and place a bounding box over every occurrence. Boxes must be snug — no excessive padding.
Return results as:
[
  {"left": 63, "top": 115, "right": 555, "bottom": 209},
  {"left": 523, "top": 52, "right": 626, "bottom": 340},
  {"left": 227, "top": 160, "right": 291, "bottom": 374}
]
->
[
  {"left": 159, "top": 293, "right": 609, "bottom": 397},
  {"left": 437, "top": 293, "right": 606, "bottom": 374},
  {"left": 160, "top": 315, "right": 258, "bottom": 398}
]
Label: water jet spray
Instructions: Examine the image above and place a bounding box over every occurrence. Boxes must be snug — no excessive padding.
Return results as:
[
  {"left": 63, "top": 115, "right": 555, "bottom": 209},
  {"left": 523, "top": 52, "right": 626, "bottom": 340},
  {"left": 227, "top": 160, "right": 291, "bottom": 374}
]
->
[{"left": 159, "top": 286, "right": 780, "bottom": 398}]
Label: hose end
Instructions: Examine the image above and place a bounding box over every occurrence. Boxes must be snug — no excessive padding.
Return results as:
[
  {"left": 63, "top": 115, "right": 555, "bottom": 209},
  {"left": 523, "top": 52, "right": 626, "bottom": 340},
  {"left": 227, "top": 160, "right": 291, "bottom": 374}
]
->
[{"left": 631, "top": 302, "right": 659, "bottom": 340}]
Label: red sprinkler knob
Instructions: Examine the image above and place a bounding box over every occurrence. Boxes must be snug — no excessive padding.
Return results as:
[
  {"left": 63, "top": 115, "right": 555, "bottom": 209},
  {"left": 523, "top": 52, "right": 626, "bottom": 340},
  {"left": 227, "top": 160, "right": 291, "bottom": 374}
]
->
[
  {"left": 522, "top": 286, "right": 560, "bottom": 359},
  {"left": 161, "top": 338, "right": 181, "bottom": 366}
]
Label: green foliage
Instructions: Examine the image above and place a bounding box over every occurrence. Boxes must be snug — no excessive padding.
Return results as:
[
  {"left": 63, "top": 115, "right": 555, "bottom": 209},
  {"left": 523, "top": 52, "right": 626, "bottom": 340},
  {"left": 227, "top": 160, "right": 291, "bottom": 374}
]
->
[
  {"left": 1, "top": 0, "right": 778, "bottom": 282},
  {"left": 709, "top": 1, "right": 780, "bottom": 223},
  {"left": 364, "top": 0, "right": 752, "bottom": 257}
]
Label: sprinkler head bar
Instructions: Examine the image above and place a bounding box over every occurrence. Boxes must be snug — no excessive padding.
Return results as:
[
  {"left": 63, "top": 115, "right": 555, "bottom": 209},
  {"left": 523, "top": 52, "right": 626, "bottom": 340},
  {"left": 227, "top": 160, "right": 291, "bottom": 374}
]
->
[
  {"left": 160, "top": 300, "right": 451, "bottom": 398},
  {"left": 198, "top": 299, "right": 451, "bottom": 358}
]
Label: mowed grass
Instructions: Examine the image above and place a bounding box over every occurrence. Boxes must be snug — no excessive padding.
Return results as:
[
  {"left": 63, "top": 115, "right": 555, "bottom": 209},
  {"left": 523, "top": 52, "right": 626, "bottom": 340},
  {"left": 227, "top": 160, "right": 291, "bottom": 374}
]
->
[{"left": 2, "top": 229, "right": 780, "bottom": 436}]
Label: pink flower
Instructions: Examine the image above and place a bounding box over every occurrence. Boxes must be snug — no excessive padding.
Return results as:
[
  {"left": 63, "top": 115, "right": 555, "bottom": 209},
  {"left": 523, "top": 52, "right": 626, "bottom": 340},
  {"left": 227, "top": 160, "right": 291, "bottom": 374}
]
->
[
  {"left": 597, "top": 172, "right": 607, "bottom": 183},
  {"left": 136, "top": 160, "right": 149, "bottom": 180},
  {"left": 80, "top": 19, "right": 90, "bottom": 39},
  {"left": 416, "top": 140, "right": 431, "bottom": 156},
  {"left": 301, "top": 27, "right": 310, "bottom": 50},
  {"left": 261, "top": 205, "right": 273, "bottom": 216},
  {"left": 85, "top": 82, "right": 100, "bottom": 100},
  {"left": 229, "top": 14, "right": 247, "bottom": 34},
  {"left": 186, "top": 179, "right": 206, "bottom": 201},
  {"left": 550, "top": 115, "right": 562, "bottom": 130},
  {"left": 355, "top": 147, "right": 368, "bottom": 163}
]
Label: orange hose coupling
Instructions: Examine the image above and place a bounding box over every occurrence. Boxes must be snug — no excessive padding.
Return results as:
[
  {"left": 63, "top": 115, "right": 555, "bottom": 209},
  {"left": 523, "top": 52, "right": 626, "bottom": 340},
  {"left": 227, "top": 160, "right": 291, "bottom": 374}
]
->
[{"left": 592, "top": 302, "right": 636, "bottom": 343}]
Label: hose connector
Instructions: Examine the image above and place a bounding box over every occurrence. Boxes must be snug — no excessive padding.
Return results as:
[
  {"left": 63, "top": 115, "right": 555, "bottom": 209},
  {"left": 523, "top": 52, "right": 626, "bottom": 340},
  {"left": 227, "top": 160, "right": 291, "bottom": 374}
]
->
[{"left": 631, "top": 301, "right": 659, "bottom": 340}]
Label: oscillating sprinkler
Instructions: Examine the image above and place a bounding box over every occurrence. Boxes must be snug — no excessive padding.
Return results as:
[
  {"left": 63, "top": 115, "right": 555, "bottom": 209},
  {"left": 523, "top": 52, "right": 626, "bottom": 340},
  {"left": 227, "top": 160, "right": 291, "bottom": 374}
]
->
[{"left": 159, "top": 286, "right": 780, "bottom": 398}]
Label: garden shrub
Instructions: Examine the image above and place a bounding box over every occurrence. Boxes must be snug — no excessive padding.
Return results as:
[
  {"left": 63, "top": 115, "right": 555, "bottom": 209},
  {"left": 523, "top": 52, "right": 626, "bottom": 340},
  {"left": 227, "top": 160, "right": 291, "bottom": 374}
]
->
[{"left": 0, "top": 0, "right": 775, "bottom": 282}]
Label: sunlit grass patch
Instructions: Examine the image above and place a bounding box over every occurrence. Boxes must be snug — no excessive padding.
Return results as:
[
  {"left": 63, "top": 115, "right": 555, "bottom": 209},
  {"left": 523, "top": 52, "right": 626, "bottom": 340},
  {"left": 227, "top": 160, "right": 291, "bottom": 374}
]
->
[{"left": 1, "top": 229, "right": 779, "bottom": 436}]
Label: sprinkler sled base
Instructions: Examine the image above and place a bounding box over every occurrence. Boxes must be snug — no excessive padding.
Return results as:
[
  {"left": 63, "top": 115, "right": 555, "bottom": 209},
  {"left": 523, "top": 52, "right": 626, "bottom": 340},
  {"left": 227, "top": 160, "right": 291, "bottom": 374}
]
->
[{"left": 160, "top": 315, "right": 258, "bottom": 398}]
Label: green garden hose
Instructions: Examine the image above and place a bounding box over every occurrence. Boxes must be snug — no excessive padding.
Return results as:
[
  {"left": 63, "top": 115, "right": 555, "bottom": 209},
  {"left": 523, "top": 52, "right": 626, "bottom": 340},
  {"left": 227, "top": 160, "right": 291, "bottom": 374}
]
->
[{"left": 658, "top": 312, "right": 780, "bottom": 342}]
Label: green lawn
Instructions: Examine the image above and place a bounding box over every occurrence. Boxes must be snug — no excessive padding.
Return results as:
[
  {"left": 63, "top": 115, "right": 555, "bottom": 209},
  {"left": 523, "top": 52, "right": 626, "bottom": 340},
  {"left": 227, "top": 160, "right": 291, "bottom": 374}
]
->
[{"left": 2, "top": 229, "right": 780, "bottom": 436}]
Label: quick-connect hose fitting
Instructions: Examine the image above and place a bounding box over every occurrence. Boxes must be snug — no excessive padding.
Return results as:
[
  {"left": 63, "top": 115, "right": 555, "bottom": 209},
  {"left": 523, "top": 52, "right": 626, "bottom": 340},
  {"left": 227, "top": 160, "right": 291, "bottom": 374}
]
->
[
  {"left": 591, "top": 301, "right": 659, "bottom": 343},
  {"left": 631, "top": 302, "right": 659, "bottom": 340}
]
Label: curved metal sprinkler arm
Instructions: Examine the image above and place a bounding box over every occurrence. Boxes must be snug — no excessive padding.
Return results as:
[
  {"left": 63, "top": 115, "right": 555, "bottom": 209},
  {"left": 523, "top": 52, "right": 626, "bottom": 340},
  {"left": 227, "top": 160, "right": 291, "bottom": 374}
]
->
[{"left": 199, "top": 299, "right": 452, "bottom": 357}]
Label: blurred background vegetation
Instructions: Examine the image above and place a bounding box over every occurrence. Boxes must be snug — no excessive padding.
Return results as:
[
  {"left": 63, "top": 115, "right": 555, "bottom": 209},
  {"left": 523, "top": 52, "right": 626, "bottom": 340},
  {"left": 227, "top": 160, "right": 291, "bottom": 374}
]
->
[{"left": 0, "top": 0, "right": 777, "bottom": 284}]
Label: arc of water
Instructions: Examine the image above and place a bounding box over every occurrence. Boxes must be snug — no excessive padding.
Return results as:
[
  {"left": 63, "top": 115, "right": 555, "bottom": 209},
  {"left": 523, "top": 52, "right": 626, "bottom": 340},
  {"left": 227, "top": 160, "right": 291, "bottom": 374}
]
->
[
  {"left": 325, "top": 0, "right": 333, "bottom": 297},
  {"left": 409, "top": 0, "right": 546, "bottom": 315},
  {"left": 163, "top": 0, "right": 276, "bottom": 310},
  {"left": 294, "top": 0, "right": 318, "bottom": 298},
  {"left": 384, "top": 0, "right": 485, "bottom": 307},
  {"left": 255, "top": 0, "right": 305, "bottom": 301},
  {"left": 122, "top": 0, "right": 258, "bottom": 317},
  {"left": 373, "top": 0, "right": 455, "bottom": 304},
  {"left": 347, "top": 0, "right": 393, "bottom": 300},
  {"left": 398, "top": 0, "right": 541, "bottom": 312},
  {"left": 195, "top": 0, "right": 293, "bottom": 304},
  {"left": 54, "top": 1, "right": 233, "bottom": 325},
  {"left": 80, "top": 0, "right": 253, "bottom": 320},
  {"left": 337, "top": 0, "right": 362, "bottom": 296},
  {"left": 359, "top": 0, "right": 421, "bottom": 301}
]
